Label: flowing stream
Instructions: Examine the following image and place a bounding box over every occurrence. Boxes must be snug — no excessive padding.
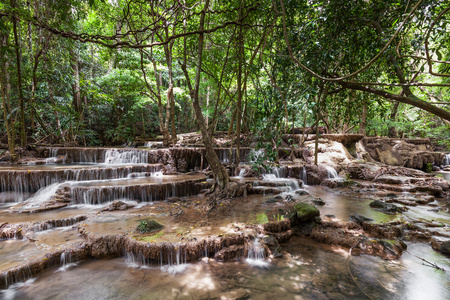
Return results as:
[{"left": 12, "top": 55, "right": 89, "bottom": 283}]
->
[{"left": 1, "top": 148, "right": 449, "bottom": 299}]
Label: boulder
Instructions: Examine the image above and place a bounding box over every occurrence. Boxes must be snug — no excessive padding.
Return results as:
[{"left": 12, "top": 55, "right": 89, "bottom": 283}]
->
[
  {"left": 431, "top": 237, "right": 450, "bottom": 254},
  {"left": 369, "top": 200, "right": 408, "bottom": 214},
  {"left": 292, "top": 202, "right": 320, "bottom": 223}
]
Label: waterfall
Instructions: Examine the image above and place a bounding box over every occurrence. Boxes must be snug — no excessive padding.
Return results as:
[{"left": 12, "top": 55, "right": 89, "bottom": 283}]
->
[
  {"left": 246, "top": 236, "right": 269, "bottom": 268},
  {"left": 103, "top": 149, "right": 148, "bottom": 164},
  {"left": 302, "top": 166, "right": 308, "bottom": 185},
  {"left": 160, "top": 244, "right": 189, "bottom": 274},
  {"left": 46, "top": 148, "right": 66, "bottom": 164},
  {"left": 237, "top": 169, "right": 246, "bottom": 178},
  {"left": 22, "top": 183, "right": 65, "bottom": 208},
  {"left": 443, "top": 154, "right": 450, "bottom": 166},
  {"left": 56, "top": 251, "right": 77, "bottom": 272},
  {"left": 249, "top": 149, "right": 264, "bottom": 163},
  {"left": 325, "top": 166, "right": 339, "bottom": 179},
  {"left": 262, "top": 166, "right": 300, "bottom": 192}
]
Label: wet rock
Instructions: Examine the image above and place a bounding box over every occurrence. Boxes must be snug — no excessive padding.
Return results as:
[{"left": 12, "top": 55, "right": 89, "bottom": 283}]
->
[
  {"left": 431, "top": 237, "right": 450, "bottom": 254},
  {"left": 361, "top": 222, "right": 403, "bottom": 239},
  {"left": 102, "top": 200, "right": 136, "bottom": 211},
  {"left": 262, "top": 235, "right": 283, "bottom": 258},
  {"left": 292, "top": 202, "right": 320, "bottom": 223},
  {"left": 325, "top": 214, "right": 335, "bottom": 218},
  {"left": 263, "top": 219, "right": 291, "bottom": 233},
  {"left": 214, "top": 245, "right": 245, "bottom": 261},
  {"left": 29, "top": 215, "right": 88, "bottom": 232},
  {"left": 349, "top": 215, "right": 373, "bottom": 225},
  {"left": 353, "top": 237, "right": 406, "bottom": 260},
  {"left": 403, "top": 231, "right": 432, "bottom": 242},
  {"left": 136, "top": 220, "right": 164, "bottom": 234},
  {"left": 295, "top": 189, "right": 309, "bottom": 196},
  {"left": 248, "top": 186, "right": 287, "bottom": 195},
  {"left": 312, "top": 198, "right": 326, "bottom": 206},
  {"left": 369, "top": 200, "right": 407, "bottom": 214},
  {"left": 0, "top": 223, "right": 23, "bottom": 239}
]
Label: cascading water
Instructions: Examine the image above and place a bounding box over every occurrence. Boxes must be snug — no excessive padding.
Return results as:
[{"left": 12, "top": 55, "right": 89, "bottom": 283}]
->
[
  {"left": 443, "top": 154, "right": 450, "bottom": 166},
  {"left": 22, "top": 183, "right": 65, "bottom": 209},
  {"left": 302, "top": 166, "right": 308, "bottom": 186},
  {"left": 45, "top": 148, "right": 67, "bottom": 164},
  {"left": 103, "top": 149, "right": 148, "bottom": 164},
  {"left": 56, "top": 251, "right": 77, "bottom": 272},
  {"left": 325, "top": 166, "right": 339, "bottom": 179},
  {"left": 262, "top": 166, "right": 300, "bottom": 192},
  {"left": 246, "top": 236, "right": 269, "bottom": 268},
  {"left": 160, "top": 244, "right": 189, "bottom": 274},
  {"left": 125, "top": 244, "right": 189, "bottom": 274},
  {"left": 249, "top": 149, "right": 264, "bottom": 163}
]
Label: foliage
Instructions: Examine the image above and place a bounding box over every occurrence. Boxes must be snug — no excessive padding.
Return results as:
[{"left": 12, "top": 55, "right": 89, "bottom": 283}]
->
[
  {"left": 0, "top": 0, "right": 449, "bottom": 149},
  {"left": 136, "top": 219, "right": 164, "bottom": 234}
]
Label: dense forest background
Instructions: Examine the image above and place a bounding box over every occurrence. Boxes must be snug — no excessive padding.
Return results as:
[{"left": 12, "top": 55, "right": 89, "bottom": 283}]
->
[{"left": 0, "top": 0, "right": 449, "bottom": 151}]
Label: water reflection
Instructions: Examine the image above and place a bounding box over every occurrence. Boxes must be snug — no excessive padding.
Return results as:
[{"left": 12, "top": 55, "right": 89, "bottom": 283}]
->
[{"left": 5, "top": 237, "right": 449, "bottom": 300}]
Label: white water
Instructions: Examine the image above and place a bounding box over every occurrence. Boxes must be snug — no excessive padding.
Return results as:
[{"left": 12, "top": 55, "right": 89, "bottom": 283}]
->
[
  {"left": 262, "top": 168, "right": 300, "bottom": 192},
  {"left": 1, "top": 278, "right": 36, "bottom": 300},
  {"left": 56, "top": 251, "right": 78, "bottom": 272},
  {"left": 22, "top": 183, "right": 65, "bottom": 208},
  {"left": 246, "top": 236, "right": 269, "bottom": 268},
  {"left": 302, "top": 166, "right": 308, "bottom": 186},
  {"left": 103, "top": 149, "right": 148, "bottom": 164},
  {"left": 443, "top": 154, "right": 450, "bottom": 166},
  {"left": 46, "top": 148, "right": 67, "bottom": 164},
  {"left": 249, "top": 149, "right": 264, "bottom": 163},
  {"left": 325, "top": 166, "right": 339, "bottom": 179}
]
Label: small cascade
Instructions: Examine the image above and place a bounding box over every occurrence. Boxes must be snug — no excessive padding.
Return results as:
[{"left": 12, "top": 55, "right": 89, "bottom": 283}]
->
[
  {"left": 302, "top": 166, "right": 308, "bottom": 185},
  {"left": 125, "top": 250, "right": 150, "bottom": 269},
  {"left": 56, "top": 251, "right": 77, "bottom": 272},
  {"left": 443, "top": 154, "right": 450, "bottom": 166},
  {"left": 325, "top": 166, "right": 339, "bottom": 179},
  {"left": 160, "top": 244, "right": 189, "bottom": 274},
  {"left": 22, "top": 183, "right": 65, "bottom": 208},
  {"left": 262, "top": 166, "right": 300, "bottom": 192},
  {"left": 246, "top": 236, "right": 269, "bottom": 268},
  {"left": 0, "top": 165, "right": 162, "bottom": 199},
  {"left": 249, "top": 149, "right": 265, "bottom": 163},
  {"left": 46, "top": 148, "right": 67, "bottom": 164},
  {"left": 29, "top": 216, "right": 87, "bottom": 232},
  {"left": 69, "top": 178, "right": 209, "bottom": 204},
  {"left": 104, "top": 149, "right": 148, "bottom": 164},
  {"left": 237, "top": 168, "right": 246, "bottom": 178},
  {"left": 125, "top": 244, "right": 189, "bottom": 274}
]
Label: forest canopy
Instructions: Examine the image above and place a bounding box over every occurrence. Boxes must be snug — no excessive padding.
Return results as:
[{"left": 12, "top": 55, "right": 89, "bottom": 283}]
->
[{"left": 0, "top": 0, "right": 449, "bottom": 151}]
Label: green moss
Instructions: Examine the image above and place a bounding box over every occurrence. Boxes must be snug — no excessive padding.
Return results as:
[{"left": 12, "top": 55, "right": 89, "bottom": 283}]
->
[
  {"left": 293, "top": 202, "right": 320, "bottom": 222},
  {"left": 140, "top": 231, "right": 164, "bottom": 242},
  {"left": 136, "top": 219, "right": 164, "bottom": 234},
  {"left": 256, "top": 213, "right": 269, "bottom": 224}
]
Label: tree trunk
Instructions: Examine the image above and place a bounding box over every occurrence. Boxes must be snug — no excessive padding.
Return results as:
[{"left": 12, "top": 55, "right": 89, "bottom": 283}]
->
[
  {"left": 181, "top": 0, "right": 229, "bottom": 190},
  {"left": 0, "top": 32, "right": 16, "bottom": 159},
  {"left": 11, "top": 0, "right": 26, "bottom": 146},
  {"left": 163, "top": 43, "right": 177, "bottom": 144},
  {"left": 234, "top": 8, "right": 244, "bottom": 167},
  {"left": 359, "top": 98, "right": 367, "bottom": 135}
]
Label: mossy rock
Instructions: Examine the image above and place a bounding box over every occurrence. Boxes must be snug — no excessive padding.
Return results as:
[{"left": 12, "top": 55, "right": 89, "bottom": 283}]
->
[
  {"left": 293, "top": 202, "right": 320, "bottom": 223},
  {"left": 136, "top": 219, "right": 164, "bottom": 234}
]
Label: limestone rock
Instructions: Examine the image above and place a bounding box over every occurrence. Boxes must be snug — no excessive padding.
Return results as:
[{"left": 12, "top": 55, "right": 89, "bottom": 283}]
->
[
  {"left": 292, "top": 202, "right": 320, "bottom": 223},
  {"left": 431, "top": 237, "right": 450, "bottom": 254}
]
